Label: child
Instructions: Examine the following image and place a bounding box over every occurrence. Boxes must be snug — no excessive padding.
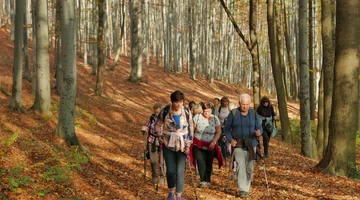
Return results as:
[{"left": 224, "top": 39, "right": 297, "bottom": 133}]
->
[{"left": 145, "top": 102, "right": 165, "bottom": 185}]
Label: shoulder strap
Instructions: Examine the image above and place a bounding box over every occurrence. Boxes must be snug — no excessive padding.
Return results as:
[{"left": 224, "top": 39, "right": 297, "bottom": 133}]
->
[
  {"left": 231, "top": 108, "right": 257, "bottom": 139},
  {"left": 184, "top": 107, "right": 190, "bottom": 124},
  {"left": 162, "top": 105, "right": 171, "bottom": 121}
]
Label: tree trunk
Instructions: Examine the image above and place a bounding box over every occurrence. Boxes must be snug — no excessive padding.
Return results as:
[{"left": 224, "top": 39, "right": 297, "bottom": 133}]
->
[
  {"left": 299, "top": 0, "right": 312, "bottom": 158},
  {"left": 316, "top": 69, "right": 324, "bottom": 157},
  {"left": 95, "top": 0, "right": 105, "bottom": 97},
  {"left": 309, "top": 0, "right": 315, "bottom": 120},
  {"left": 129, "top": 0, "right": 143, "bottom": 83},
  {"left": 267, "top": 0, "right": 292, "bottom": 143},
  {"left": 249, "top": 0, "right": 260, "bottom": 108},
  {"left": 9, "top": 0, "right": 26, "bottom": 113},
  {"left": 321, "top": 0, "right": 335, "bottom": 155},
  {"left": 23, "top": 2, "right": 30, "bottom": 82},
  {"left": 54, "top": 0, "right": 62, "bottom": 95},
  {"left": 188, "top": 0, "right": 195, "bottom": 80},
  {"left": 282, "top": 0, "right": 297, "bottom": 100},
  {"left": 316, "top": 0, "right": 359, "bottom": 176},
  {"left": 32, "top": 0, "right": 52, "bottom": 114},
  {"left": 31, "top": 0, "right": 37, "bottom": 95},
  {"left": 111, "top": 0, "right": 125, "bottom": 70},
  {"left": 55, "top": 0, "right": 80, "bottom": 147}
]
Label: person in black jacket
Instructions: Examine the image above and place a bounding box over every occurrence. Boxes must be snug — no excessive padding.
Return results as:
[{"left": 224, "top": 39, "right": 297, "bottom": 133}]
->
[{"left": 256, "top": 96, "right": 276, "bottom": 158}]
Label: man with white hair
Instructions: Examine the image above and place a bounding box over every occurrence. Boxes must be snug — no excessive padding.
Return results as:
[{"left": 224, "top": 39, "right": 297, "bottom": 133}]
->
[{"left": 223, "top": 93, "right": 263, "bottom": 198}]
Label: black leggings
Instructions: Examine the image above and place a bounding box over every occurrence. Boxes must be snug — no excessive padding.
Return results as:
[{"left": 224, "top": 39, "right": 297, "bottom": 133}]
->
[
  {"left": 262, "top": 126, "right": 271, "bottom": 155},
  {"left": 193, "top": 146, "right": 215, "bottom": 183}
]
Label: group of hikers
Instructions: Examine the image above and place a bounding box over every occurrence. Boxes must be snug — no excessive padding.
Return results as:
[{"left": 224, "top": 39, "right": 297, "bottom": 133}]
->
[{"left": 143, "top": 90, "right": 276, "bottom": 199}]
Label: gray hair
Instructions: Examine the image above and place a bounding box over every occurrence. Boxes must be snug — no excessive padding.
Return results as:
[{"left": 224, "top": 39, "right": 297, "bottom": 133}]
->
[{"left": 239, "top": 93, "right": 251, "bottom": 103}]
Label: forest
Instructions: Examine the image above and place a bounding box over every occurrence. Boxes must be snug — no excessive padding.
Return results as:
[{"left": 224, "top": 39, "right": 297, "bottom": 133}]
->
[{"left": 0, "top": 0, "right": 360, "bottom": 199}]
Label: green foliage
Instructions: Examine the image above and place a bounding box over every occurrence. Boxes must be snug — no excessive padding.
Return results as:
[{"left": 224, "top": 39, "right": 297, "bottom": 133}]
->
[
  {"left": 4, "top": 165, "right": 32, "bottom": 193},
  {"left": 2, "top": 132, "right": 18, "bottom": 147},
  {"left": 42, "top": 165, "right": 71, "bottom": 184},
  {"left": 65, "top": 146, "right": 89, "bottom": 171},
  {"left": 348, "top": 162, "right": 360, "bottom": 181},
  {"left": 285, "top": 119, "right": 317, "bottom": 147},
  {"left": 37, "top": 188, "right": 51, "bottom": 197},
  {"left": 54, "top": 102, "right": 60, "bottom": 109}
]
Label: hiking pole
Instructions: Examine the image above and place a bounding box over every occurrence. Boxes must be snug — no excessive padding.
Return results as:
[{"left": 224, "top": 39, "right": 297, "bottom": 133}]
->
[
  {"left": 141, "top": 126, "right": 146, "bottom": 182},
  {"left": 261, "top": 158, "right": 271, "bottom": 196}
]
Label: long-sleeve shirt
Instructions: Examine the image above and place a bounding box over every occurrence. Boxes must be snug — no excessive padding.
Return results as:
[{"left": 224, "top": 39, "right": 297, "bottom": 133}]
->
[
  {"left": 223, "top": 108, "right": 263, "bottom": 148},
  {"left": 155, "top": 104, "right": 193, "bottom": 152}
]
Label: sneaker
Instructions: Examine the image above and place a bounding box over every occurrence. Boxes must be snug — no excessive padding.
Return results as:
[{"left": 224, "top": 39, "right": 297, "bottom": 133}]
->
[
  {"left": 176, "top": 197, "right": 182, "bottom": 200},
  {"left": 158, "top": 178, "right": 165, "bottom": 185},
  {"left": 199, "top": 181, "right": 208, "bottom": 188},
  {"left": 167, "top": 192, "right": 174, "bottom": 200},
  {"left": 240, "top": 191, "right": 250, "bottom": 198}
]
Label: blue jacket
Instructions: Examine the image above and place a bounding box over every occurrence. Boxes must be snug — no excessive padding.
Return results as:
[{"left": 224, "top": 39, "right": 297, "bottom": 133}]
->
[{"left": 224, "top": 108, "right": 263, "bottom": 148}]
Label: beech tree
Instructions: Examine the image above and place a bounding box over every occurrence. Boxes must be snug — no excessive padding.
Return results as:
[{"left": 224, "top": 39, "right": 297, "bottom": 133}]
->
[
  {"left": 55, "top": 0, "right": 80, "bottom": 146},
  {"left": 316, "top": 0, "right": 360, "bottom": 176},
  {"left": 31, "top": 0, "right": 52, "bottom": 114},
  {"left": 9, "top": 0, "right": 26, "bottom": 113}
]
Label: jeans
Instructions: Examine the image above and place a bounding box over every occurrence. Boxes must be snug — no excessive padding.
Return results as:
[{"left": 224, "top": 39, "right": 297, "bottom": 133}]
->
[
  {"left": 193, "top": 146, "right": 215, "bottom": 183},
  {"left": 163, "top": 145, "right": 187, "bottom": 194}
]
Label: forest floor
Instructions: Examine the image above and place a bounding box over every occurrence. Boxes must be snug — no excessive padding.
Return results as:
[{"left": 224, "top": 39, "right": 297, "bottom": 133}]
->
[{"left": 0, "top": 27, "right": 360, "bottom": 200}]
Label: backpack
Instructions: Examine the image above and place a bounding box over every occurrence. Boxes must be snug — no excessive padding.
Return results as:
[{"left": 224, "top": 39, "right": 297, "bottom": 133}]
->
[
  {"left": 162, "top": 104, "right": 191, "bottom": 134},
  {"left": 230, "top": 108, "right": 263, "bottom": 161}
]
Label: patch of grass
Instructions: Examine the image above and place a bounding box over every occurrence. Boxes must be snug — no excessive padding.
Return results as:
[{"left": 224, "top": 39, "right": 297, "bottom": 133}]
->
[
  {"left": 37, "top": 188, "right": 51, "bottom": 197},
  {"left": 2, "top": 132, "right": 18, "bottom": 147},
  {"left": 41, "top": 165, "right": 71, "bottom": 184},
  {"left": 65, "top": 146, "right": 89, "bottom": 171},
  {"left": 53, "top": 102, "right": 60, "bottom": 109},
  {"left": 3, "top": 164, "right": 33, "bottom": 193}
]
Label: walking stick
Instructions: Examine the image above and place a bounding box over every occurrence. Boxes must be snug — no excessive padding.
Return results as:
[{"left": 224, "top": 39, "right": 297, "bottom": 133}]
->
[
  {"left": 141, "top": 126, "right": 147, "bottom": 182},
  {"left": 261, "top": 158, "right": 271, "bottom": 196}
]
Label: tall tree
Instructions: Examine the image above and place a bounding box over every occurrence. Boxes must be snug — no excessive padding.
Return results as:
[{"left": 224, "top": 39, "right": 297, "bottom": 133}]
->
[
  {"left": 31, "top": 0, "right": 51, "bottom": 114},
  {"left": 318, "top": 0, "right": 335, "bottom": 155},
  {"left": 55, "top": 0, "right": 80, "bottom": 146},
  {"left": 23, "top": 2, "right": 30, "bottom": 82},
  {"left": 9, "top": 0, "right": 26, "bottom": 113},
  {"left": 309, "top": 0, "right": 315, "bottom": 120},
  {"left": 129, "top": 0, "right": 143, "bottom": 83},
  {"left": 267, "top": 0, "right": 292, "bottom": 143},
  {"left": 281, "top": 0, "right": 297, "bottom": 100},
  {"left": 219, "top": 0, "right": 261, "bottom": 107},
  {"left": 316, "top": 0, "right": 360, "bottom": 176},
  {"left": 249, "top": 0, "right": 261, "bottom": 108},
  {"left": 299, "top": 0, "right": 312, "bottom": 157},
  {"left": 95, "top": 0, "right": 105, "bottom": 96}
]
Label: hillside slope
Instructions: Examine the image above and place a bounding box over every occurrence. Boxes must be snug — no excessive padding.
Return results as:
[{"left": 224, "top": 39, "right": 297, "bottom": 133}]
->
[{"left": 0, "top": 27, "right": 360, "bottom": 200}]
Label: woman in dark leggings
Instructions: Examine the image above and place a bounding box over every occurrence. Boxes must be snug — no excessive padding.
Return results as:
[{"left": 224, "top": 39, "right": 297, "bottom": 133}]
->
[
  {"left": 256, "top": 96, "right": 276, "bottom": 157},
  {"left": 191, "top": 102, "right": 222, "bottom": 188}
]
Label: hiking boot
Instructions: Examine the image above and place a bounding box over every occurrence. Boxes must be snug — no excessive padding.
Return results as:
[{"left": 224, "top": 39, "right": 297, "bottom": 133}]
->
[
  {"left": 158, "top": 178, "right": 165, "bottom": 185},
  {"left": 167, "top": 192, "right": 174, "bottom": 200},
  {"left": 240, "top": 191, "right": 250, "bottom": 198}
]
